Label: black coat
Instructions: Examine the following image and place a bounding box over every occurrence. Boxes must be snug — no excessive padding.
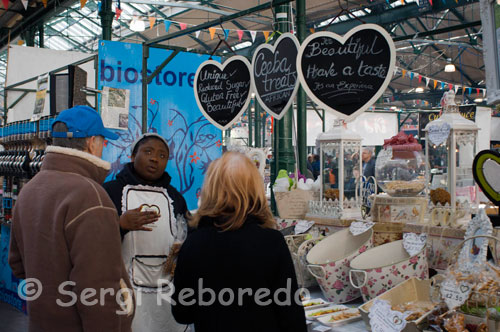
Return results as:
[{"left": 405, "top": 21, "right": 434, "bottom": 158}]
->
[
  {"left": 103, "top": 162, "right": 188, "bottom": 239},
  {"left": 171, "top": 216, "right": 307, "bottom": 332},
  {"left": 363, "top": 157, "right": 376, "bottom": 178}
]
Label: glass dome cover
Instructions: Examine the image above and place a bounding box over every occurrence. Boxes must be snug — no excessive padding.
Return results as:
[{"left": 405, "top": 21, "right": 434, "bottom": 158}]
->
[{"left": 375, "top": 132, "right": 426, "bottom": 197}]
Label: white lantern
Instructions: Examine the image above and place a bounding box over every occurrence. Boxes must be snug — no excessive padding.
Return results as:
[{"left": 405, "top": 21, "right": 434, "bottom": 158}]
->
[
  {"left": 310, "top": 120, "right": 362, "bottom": 218},
  {"left": 424, "top": 90, "right": 479, "bottom": 212}
]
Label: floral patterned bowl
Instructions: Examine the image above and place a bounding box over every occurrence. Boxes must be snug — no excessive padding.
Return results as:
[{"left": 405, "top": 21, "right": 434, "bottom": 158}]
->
[
  {"left": 306, "top": 228, "right": 373, "bottom": 303},
  {"left": 349, "top": 240, "right": 428, "bottom": 302}
]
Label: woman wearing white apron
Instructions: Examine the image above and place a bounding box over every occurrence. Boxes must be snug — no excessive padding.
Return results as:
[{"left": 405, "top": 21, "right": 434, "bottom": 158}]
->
[{"left": 103, "top": 133, "right": 189, "bottom": 332}]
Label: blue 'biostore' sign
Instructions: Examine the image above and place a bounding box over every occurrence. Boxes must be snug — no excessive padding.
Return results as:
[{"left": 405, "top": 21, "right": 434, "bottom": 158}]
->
[
  {"left": 100, "top": 60, "right": 196, "bottom": 87},
  {"left": 98, "top": 41, "right": 222, "bottom": 210}
]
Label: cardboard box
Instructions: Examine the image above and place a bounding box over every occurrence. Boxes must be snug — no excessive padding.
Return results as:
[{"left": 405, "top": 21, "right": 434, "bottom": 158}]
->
[
  {"left": 274, "top": 190, "right": 320, "bottom": 219},
  {"left": 359, "top": 278, "right": 435, "bottom": 332}
]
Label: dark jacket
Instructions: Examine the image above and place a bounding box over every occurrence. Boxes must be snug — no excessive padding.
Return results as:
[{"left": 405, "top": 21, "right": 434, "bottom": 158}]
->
[
  {"left": 102, "top": 163, "right": 188, "bottom": 239},
  {"left": 9, "top": 146, "right": 134, "bottom": 332},
  {"left": 363, "top": 157, "right": 376, "bottom": 178},
  {"left": 171, "top": 216, "right": 307, "bottom": 332}
]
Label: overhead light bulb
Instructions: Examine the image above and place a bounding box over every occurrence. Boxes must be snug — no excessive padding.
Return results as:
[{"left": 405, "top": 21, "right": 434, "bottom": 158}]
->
[
  {"left": 474, "top": 98, "right": 483, "bottom": 103},
  {"left": 415, "top": 87, "right": 424, "bottom": 93},
  {"left": 130, "top": 16, "right": 145, "bottom": 32},
  {"left": 444, "top": 58, "right": 456, "bottom": 73}
]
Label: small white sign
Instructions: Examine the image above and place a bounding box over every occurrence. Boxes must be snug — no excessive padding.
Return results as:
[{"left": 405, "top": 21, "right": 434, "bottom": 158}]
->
[
  {"left": 440, "top": 277, "right": 472, "bottom": 309},
  {"left": 403, "top": 233, "right": 427, "bottom": 256},
  {"left": 313, "top": 325, "right": 332, "bottom": 332},
  {"left": 428, "top": 122, "right": 451, "bottom": 146},
  {"left": 349, "top": 221, "right": 375, "bottom": 236},
  {"left": 294, "top": 220, "right": 315, "bottom": 235},
  {"left": 369, "top": 299, "right": 408, "bottom": 332},
  {"left": 101, "top": 86, "right": 130, "bottom": 129}
]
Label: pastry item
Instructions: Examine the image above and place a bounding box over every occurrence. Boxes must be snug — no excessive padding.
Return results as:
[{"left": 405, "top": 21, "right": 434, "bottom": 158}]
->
[
  {"left": 384, "top": 180, "right": 425, "bottom": 195},
  {"left": 391, "top": 301, "right": 435, "bottom": 322},
  {"left": 443, "top": 312, "right": 468, "bottom": 332},
  {"left": 328, "top": 310, "right": 360, "bottom": 322},
  {"left": 324, "top": 188, "right": 340, "bottom": 201},
  {"left": 430, "top": 188, "right": 451, "bottom": 206}
]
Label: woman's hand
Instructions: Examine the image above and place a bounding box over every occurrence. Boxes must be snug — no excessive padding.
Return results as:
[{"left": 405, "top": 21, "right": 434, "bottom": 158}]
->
[{"left": 120, "top": 207, "right": 159, "bottom": 231}]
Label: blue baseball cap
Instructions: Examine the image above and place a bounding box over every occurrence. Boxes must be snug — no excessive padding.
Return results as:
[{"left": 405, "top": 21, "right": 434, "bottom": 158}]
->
[{"left": 51, "top": 105, "right": 119, "bottom": 140}]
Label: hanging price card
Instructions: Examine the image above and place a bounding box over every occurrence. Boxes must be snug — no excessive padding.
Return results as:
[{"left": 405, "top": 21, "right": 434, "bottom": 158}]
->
[
  {"left": 440, "top": 277, "right": 472, "bottom": 309},
  {"left": 369, "top": 299, "right": 408, "bottom": 332},
  {"left": 403, "top": 233, "right": 427, "bottom": 256},
  {"left": 349, "top": 221, "right": 375, "bottom": 236}
]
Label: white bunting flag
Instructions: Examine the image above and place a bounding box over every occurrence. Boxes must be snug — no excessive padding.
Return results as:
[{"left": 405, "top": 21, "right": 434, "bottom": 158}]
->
[{"left": 250, "top": 30, "right": 257, "bottom": 43}]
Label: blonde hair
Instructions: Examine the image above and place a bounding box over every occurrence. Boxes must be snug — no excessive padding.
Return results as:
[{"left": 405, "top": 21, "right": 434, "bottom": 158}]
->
[{"left": 190, "top": 151, "right": 276, "bottom": 231}]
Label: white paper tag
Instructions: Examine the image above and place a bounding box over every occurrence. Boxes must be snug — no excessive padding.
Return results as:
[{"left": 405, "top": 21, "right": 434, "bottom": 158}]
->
[
  {"left": 369, "top": 299, "right": 408, "bottom": 332},
  {"left": 295, "top": 220, "right": 315, "bottom": 235},
  {"left": 428, "top": 122, "right": 451, "bottom": 146},
  {"left": 403, "top": 233, "right": 427, "bottom": 256},
  {"left": 440, "top": 277, "right": 472, "bottom": 309},
  {"left": 313, "top": 325, "right": 332, "bottom": 332},
  {"left": 350, "top": 221, "right": 375, "bottom": 236}
]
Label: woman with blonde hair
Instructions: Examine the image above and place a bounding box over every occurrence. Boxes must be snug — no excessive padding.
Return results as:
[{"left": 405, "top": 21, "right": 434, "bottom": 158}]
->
[{"left": 172, "top": 152, "right": 307, "bottom": 332}]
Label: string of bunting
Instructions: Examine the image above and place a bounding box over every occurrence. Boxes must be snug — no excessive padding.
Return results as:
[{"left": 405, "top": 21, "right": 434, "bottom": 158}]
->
[
  {"left": 115, "top": 14, "right": 277, "bottom": 43},
  {"left": 394, "top": 66, "right": 487, "bottom": 98}
]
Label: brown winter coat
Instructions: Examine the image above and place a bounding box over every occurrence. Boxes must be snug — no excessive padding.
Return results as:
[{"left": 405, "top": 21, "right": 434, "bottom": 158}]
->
[{"left": 9, "top": 146, "right": 134, "bottom": 332}]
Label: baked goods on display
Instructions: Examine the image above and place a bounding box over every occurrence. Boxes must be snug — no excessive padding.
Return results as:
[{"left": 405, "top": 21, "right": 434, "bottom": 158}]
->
[
  {"left": 391, "top": 301, "right": 436, "bottom": 322},
  {"left": 323, "top": 188, "right": 339, "bottom": 201},
  {"left": 375, "top": 132, "right": 426, "bottom": 197},
  {"left": 430, "top": 188, "right": 452, "bottom": 206}
]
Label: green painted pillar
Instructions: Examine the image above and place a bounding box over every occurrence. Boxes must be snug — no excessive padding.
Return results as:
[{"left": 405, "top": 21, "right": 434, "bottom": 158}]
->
[
  {"left": 248, "top": 108, "right": 253, "bottom": 147},
  {"left": 271, "top": 4, "right": 294, "bottom": 215},
  {"left": 38, "top": 23, "right": 44, "bottom": 48},
  {"left": 99, "top": 0, "right": 114, "bottom": 41},
  {"left": 296, "top": 0, "right": 307, "bottom": 176},
  {"left": 262, "top": 113, "right": 267, "bottom": 147},
  {"left": 22, "top": 27, "right": 36, "bottom": 47},
  {"left": 275, "top": 4, "right": 294, "bottom": 173},
  {"left": 254, "top": 98, "right": 261, "bottom": 148}
]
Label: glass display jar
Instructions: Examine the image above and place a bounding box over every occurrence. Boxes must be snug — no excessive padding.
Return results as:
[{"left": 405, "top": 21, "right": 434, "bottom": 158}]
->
[{"left": 375, "top": 136, "right": 426, "bottom": 197}]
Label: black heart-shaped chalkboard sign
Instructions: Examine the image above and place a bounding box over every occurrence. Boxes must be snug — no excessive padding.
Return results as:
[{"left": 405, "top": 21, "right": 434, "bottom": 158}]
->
[
  {"left": 194, "top": 55, "right": 252, "bottom": 130},
  {"left": 251, "top": 33, "right": 300, "bottom": 120},
  {"left": 297, "top": 24, "right": 396, "bottom": 121}
]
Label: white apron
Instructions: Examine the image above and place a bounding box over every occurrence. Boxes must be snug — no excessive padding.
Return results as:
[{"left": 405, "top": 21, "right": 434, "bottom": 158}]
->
[{"left": 121, "top": 184, "right": 187, "bottom": 332}]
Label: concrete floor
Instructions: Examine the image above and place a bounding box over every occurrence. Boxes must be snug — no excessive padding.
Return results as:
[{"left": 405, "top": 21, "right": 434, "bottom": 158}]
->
[{"left": 0, "top": 301, "right": 28, "bottom": 332}]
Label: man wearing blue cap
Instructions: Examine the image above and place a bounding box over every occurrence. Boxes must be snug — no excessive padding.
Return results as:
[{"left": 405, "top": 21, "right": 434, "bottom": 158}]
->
[{"left": 9, "top": 105, "right": 134, "bottom": 332}]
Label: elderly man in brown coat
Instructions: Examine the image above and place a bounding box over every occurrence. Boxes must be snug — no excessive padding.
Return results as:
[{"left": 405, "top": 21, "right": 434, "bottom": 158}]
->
[{"left": 9, "top": 105, "right": 134, "bottom": 332}]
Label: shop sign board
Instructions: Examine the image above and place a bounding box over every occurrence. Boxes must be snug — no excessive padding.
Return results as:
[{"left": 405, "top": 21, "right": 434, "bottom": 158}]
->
[
  {"left": 251, "top": 33, "right": 300, "bottom": 120},
  {"left": 194, "top": 56, "right": 252, "bottom": 130},
  {"left": 297, "top": 24, "right": 396, "bottom": 121},
  {"left": 418, "top": 105, "right": 476, "bottom": 138},
  {"left": 98, "top": 41, "right": 222, "bottom": 210}
]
